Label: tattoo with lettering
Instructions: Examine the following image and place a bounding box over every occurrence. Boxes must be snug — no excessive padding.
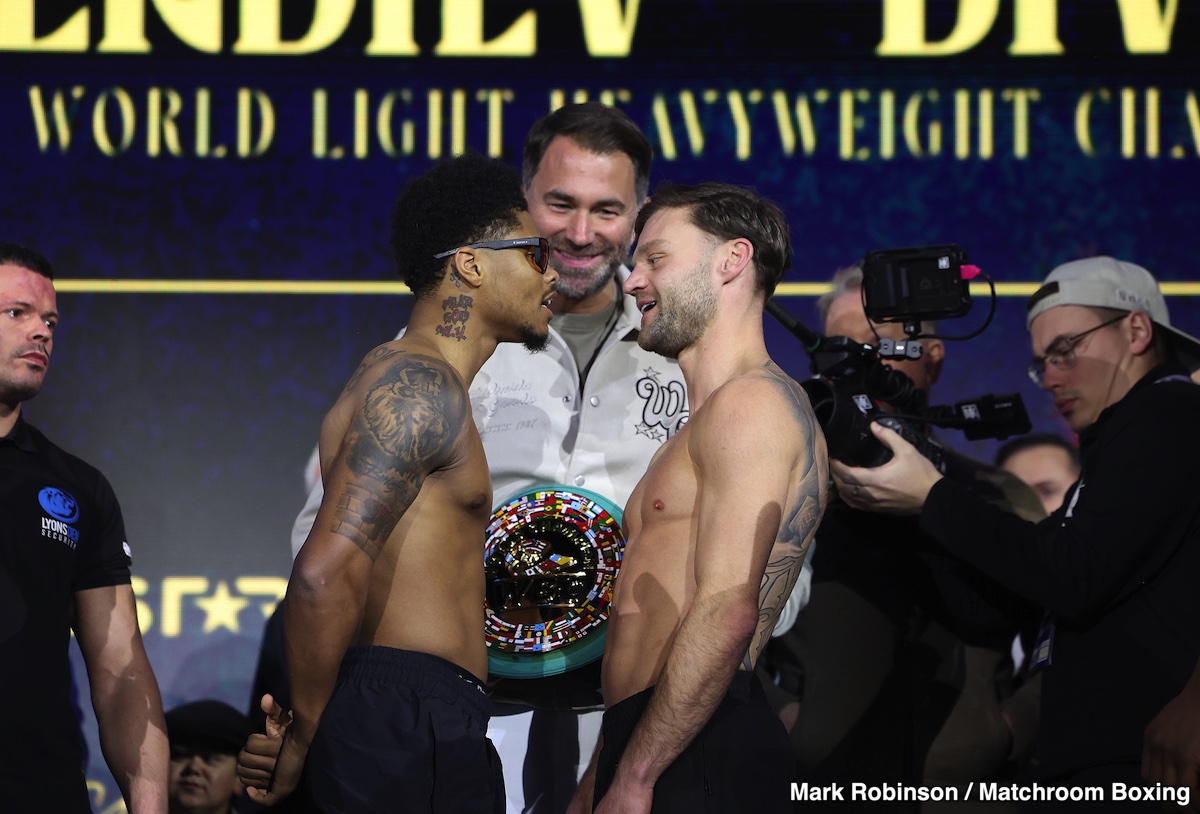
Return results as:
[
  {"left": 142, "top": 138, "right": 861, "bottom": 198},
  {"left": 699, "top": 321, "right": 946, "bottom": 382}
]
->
[
  {"left": 435, "top": 294, "right": 473, "bottom": 341},
  {"left": 450, "top": 269, "right": 462, "bottom": 288},
  {"left": 329, "top": 355, "right": 468, "bottom": 559}
]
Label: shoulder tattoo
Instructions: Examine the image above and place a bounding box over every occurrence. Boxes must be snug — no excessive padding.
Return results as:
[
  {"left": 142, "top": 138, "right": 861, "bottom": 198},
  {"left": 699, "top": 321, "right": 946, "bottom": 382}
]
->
[
  {"left": 344, "top": 346, "right": 401, "bottom": 393},
  {"left": 329, "top": 355, "right": 468, "bottom": 559}
]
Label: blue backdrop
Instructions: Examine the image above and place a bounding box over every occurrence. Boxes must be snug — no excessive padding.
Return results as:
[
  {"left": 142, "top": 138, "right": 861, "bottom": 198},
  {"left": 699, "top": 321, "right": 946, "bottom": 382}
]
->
[{"left": 3, "top": 1, "right": 1199, "bottom": 807}]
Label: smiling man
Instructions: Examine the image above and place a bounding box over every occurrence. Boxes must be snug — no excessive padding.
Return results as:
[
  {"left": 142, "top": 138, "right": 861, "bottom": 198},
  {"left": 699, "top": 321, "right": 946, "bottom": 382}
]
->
[
  {"left": 832, "top": 256, "right": 1200, "bottom": 807},
  {"left": 521, "top": 115, "right": 640, "bottom": 314},
  {"left": 269, "top": 106, "right": 811, "bottom": 813},
  {"left": 271, "top": 103, "right": 681, "bottom": 814},
  {"left": 586, "top": 183, "right": 827, "bottom": 813}
]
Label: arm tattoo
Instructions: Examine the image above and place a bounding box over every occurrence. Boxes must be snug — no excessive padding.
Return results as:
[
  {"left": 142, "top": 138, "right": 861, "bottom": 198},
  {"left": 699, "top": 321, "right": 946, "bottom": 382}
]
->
[
  {"left": 746, "top": 374, "right": 828, "bottom": 667},
  {"left": 344, "top": 346, "right": 400, "bottom": 393},
  {"left": 330, "top": 355, "right": 468, "bottom": 559},
  {"left": 435, "top": 294, "right": 473, "bottom": 341}
]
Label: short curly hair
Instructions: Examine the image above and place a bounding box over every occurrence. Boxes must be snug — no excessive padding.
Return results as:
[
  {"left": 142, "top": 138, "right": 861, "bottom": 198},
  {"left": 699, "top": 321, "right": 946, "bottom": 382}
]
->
[{"left": 390, "top": 152, "right": 527, "bottom": 300}]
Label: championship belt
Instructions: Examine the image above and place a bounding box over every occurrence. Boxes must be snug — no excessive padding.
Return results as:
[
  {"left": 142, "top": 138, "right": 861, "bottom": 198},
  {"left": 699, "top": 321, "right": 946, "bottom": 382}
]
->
[{"left": 484, "top": 486, "right": 625, "bottom": 678}]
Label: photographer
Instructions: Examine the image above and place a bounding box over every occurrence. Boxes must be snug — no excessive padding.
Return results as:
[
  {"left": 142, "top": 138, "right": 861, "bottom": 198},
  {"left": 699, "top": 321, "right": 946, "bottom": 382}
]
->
[
  {"left": 773, "top": 265, "right": 1043, "bottom": 810},
  {"left": 833, "top": 257, "right": 1200, "bottom": 806}
]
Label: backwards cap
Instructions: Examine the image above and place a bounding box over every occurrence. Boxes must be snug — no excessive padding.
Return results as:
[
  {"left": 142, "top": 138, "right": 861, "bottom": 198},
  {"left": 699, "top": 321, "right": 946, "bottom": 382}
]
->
[{"left": 1026, "top": 256, "right": 1200, "bottom": 372}]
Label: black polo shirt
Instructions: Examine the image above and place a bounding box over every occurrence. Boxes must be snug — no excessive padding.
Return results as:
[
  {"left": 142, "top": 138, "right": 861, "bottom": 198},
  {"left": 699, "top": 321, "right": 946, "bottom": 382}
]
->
[{"left": 1, "top": 414, "right": 133, "bottom": 812}]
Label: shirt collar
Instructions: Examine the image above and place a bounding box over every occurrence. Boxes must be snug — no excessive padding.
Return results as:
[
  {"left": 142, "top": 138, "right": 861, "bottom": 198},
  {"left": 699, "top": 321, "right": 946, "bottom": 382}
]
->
[
  {"left": 1079, "top": 361, "right": 1189, "bottom": 446},
  {"left": 0, "top": 413, "right": 37, "bottom": 453}
]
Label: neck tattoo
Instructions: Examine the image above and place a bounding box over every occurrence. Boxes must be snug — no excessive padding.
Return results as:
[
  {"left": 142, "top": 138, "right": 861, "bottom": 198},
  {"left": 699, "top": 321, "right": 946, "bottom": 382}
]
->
[{"left": 436, "top": 294, "right": 472, "bottom": 341}]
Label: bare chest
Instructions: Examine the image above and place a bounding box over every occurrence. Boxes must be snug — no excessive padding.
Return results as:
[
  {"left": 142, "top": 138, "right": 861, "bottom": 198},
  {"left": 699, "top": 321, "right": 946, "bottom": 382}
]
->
[
  {"left": 621, "top": 431, "right": 698, "bottom": 568},
  {"left": 421, "top": 426, "right": 492, "bottom": 520}
]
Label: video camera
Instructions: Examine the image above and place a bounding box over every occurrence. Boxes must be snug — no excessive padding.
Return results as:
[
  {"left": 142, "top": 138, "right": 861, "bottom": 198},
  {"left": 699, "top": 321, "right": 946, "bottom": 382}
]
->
[{"left": 769, "top": 245, "right": 1030, "bottom": 469}]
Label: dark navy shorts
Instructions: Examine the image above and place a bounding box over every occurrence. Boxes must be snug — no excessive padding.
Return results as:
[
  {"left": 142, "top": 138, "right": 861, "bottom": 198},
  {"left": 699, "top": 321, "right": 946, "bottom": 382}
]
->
[
  {"left": 302, "top": 646, "right": 504, "bottom": 814},
  {"left": 594, "top": 670, "right": 794, "bottom": 813}
]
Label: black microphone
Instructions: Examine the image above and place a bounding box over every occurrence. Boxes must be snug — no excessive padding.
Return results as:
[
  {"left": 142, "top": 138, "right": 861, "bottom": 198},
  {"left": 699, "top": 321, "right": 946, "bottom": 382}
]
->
[{"left": 765, "top": 298, "right": 823, "bottom": 353}]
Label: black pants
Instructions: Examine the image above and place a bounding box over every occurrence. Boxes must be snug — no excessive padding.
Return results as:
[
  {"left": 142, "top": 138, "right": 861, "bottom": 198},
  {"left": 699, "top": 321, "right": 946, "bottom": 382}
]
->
[
  {"left": 594, "top": 671, "right": 794, "bottom": 813},
  {"left": 300, "top": 646, "right": 504, "bottom": 814}
]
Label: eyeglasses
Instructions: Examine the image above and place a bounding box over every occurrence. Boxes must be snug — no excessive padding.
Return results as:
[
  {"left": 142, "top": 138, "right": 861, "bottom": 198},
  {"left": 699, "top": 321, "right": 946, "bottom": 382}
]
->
[
  {"left": 1026, "top": 313, "right": 1127, "bottom": 386},
  {"left": 433, "top": 237, "right": 550, "bottom": 274}
]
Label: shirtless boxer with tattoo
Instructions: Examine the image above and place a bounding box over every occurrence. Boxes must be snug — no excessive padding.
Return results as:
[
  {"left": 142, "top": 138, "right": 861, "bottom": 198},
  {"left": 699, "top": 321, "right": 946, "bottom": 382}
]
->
[
  {"left": 237, "top": 153, "right": 558, "bottom": 813},
  {"left": 580, "top": 183, "right": 828, "bottom": 814}
]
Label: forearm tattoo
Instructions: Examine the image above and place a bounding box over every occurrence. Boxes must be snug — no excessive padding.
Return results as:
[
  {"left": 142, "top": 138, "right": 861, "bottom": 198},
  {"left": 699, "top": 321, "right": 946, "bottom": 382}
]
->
[{"left": 330, "top": 355, "right": 467, "bottom": 559}]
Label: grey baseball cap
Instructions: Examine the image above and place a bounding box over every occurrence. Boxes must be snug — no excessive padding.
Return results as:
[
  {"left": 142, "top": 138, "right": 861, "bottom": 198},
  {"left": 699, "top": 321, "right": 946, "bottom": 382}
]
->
[{"left": 1026, "top": 256, "right": 1200, "bottom": 372}]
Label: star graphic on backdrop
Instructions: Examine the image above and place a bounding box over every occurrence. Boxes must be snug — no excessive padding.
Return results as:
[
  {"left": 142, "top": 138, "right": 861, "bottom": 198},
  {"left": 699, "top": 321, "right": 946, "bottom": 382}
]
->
[{"left": 195, "top": 580, "right": 250, "bottom": 634}]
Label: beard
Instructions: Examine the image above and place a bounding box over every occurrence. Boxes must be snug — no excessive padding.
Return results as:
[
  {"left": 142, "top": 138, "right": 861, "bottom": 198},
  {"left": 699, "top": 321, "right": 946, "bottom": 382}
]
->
[
  {"left": 638, "top": 272, "right": 719, "bottom": 359},
  {"left": 519, "top": 323, "right": 551, "bottom": 353},
  {"left": 548, "top": 237, "right": 627, "bottom": 302}
]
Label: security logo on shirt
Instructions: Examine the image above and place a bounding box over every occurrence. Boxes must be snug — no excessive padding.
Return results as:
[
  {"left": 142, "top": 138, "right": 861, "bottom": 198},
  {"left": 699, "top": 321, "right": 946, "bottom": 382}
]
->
[{"left": 39, "top": 486, "right": 81, "bottom": 549}]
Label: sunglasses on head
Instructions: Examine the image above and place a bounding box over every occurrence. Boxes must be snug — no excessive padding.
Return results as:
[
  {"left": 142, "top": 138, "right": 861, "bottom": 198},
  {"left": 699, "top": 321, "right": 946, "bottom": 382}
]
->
[{"left": 433, "top": 237, "right": 550, "bottom": 274}]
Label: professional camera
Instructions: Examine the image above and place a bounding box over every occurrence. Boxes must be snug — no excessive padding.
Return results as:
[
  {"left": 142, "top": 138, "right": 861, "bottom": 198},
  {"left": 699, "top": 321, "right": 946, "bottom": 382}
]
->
[{"left": 768, "top": 245, "right": 1031, "bottom": 469}]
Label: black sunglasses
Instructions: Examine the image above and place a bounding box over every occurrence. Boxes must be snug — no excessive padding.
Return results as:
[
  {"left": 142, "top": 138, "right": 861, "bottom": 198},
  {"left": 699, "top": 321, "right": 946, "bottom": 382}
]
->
[{"left": 433, "top": 237, "right": 550, "bottom": 274}]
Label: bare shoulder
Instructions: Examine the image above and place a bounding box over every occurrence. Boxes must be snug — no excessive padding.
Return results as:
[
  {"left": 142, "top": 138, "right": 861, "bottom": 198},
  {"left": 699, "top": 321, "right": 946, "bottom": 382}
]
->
[
  {"left": 688, "top": 362, "right": 821, "bottom": 472},
  {"left": 324, "top": 343, "right": 471, "bottom": 483},
  {"left": 341, "top": 342, "right": 406, "bottom": 394},
  {"left": 343, "top": 344, "right": 469, "bottom": 452},
  {"left": 337, "top": 340, "right": 465, "bottom": 404},
  {"left": 318, "top": 344, "right": 472, "bottom": 558},
  {"left": 697, "top": 363, "right": 815, "bottom": 434}
]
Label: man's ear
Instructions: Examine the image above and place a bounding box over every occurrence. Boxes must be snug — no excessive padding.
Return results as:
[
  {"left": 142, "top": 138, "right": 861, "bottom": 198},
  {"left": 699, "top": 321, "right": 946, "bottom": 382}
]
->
[
  {"left": 449, "top": 249, "right": 485, "bottom": 291},
  {"left": 923, "top": 338, "right": 946, "bottom": 387},
  {"left": 1128, "top": 309, "right": 1156, "bottom": 356},
  {"left": 719, "top": 237, "right": 754, "bottom": 284}
]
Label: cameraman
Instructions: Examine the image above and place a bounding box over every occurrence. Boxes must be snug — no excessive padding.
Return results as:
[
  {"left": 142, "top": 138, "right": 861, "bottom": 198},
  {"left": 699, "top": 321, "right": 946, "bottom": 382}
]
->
[
  {"left": 775, "top": 265, "right": 1043, "bottom": 809},
  {"left": 833, "top": 257, "right": 1200, "bottom": 805}
]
